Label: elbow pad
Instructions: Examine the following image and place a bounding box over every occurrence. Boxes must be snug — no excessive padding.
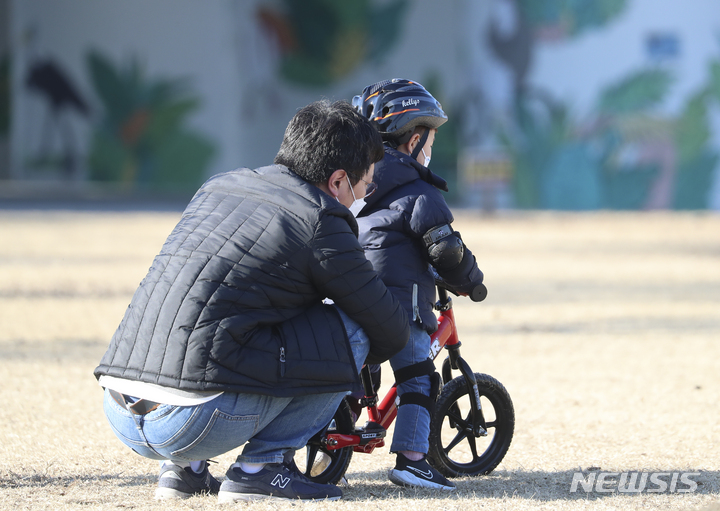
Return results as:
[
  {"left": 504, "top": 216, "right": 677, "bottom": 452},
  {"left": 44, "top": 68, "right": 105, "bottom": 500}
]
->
[
  {"left": 425, "top": 226, "right": 484, "bottom": 294},
  {"left": 423, "top": 224, "right": 464, "bottom": 271}
]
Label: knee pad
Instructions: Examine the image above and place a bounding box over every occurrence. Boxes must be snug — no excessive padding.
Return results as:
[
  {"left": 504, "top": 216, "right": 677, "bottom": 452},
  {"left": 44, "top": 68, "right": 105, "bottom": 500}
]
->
[{"left": 394, "top": 359, "right": 440, "bottom": 414}]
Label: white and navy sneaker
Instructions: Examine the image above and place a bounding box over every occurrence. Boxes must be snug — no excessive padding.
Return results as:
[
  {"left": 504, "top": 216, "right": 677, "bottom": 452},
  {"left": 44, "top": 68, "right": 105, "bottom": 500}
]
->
[
  {"left": 218, "top": 462, "right": 342, "bottom": 502},
  {"left": 389, "top": 453, "right": 456, "bottom": 490},
  {"left": 154, "top": 461, "right": 220, "bottom": 499}
]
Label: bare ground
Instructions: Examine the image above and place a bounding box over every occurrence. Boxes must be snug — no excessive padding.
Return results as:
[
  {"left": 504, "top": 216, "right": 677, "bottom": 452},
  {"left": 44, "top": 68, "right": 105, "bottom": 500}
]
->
[{"left": 0, "top": 209, "right": 718, "bottom": 510}]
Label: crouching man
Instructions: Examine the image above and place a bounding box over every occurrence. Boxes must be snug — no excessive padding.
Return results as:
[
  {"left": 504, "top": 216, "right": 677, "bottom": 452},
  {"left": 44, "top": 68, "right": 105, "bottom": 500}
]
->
[{"left": 94, "top": 100, "right": 409, "bottom": 502}]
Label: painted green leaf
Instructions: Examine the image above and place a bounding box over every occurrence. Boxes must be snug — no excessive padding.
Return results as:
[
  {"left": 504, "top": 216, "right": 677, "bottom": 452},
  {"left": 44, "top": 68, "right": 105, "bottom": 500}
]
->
[
  {"left": 284, "top": 0, "right": 339, "bottom": 62},
  {"left": 519, "top": 0, "right": 626, "bottom": 35},
  {"left": 602, "top": 164, "right": 657, "bottom": 209},
  {"left": 569, "top": 0, "right": 627, "bottom": 34},
  {"left": 504, "top": 97, "right": 573, "bottom": 208},
  {"left": 153, "top": 131, "right": 215, "bottom": 187},
  {"left": 146, "top": 79, "right": 187, "bottom": 108},
  {"left": 598, "top": 69, "right": 672, "bottom": 114},
  {"left": 264, "top": 0, "right": 405, "bottom": 86},
  {"left": 0, "top": 53, "right": 10, "bottom": 137},
  {"left": 145, "top": 98, "right": 199, "bottom": 146},
  {"left": 369, "top": 0, "right": 407, "bottom": 63},
  {"left": 708, "top": 61, "right": 720, "bottom": 102},
  {"left": 675, "top": 91, "right": 710, "bottom": 166},
  {"left": 86, "top": 50, "right": 214, "bottom": 188},
  {"left": 541, "top": 142, "right": 602, "bottom": 210},
  {"left": 281, "top": 55, "right": 331, "bottom": 88},
  {"left": 673, "top": 150, "right": 716, "bottom": 209},
  {"left": 87, "top": 51, "right": 134, "bottom": 128},
  {"left": 88, "top": 129, "right": 130, "bottom": 182}
]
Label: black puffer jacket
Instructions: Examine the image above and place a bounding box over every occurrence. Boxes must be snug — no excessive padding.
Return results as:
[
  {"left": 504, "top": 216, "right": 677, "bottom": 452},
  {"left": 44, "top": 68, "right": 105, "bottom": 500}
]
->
[
  {"left": 357, "top": 148, "right": 482, "bottom": 333},
  {"left": 95, "top": 165, "right": 409, "bottom": 397}
]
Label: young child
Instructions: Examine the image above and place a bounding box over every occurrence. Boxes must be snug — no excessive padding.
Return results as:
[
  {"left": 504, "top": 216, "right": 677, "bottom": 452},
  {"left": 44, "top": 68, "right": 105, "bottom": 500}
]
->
[{"left": 351, "top": 79, "right": 486, "bottom": 490}]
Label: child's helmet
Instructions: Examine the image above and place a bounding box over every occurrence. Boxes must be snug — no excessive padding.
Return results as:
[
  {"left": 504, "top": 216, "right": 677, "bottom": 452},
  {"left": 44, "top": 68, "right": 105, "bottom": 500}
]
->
[{"left": 352, "top": 79, "right": 447, "bottom": 145}]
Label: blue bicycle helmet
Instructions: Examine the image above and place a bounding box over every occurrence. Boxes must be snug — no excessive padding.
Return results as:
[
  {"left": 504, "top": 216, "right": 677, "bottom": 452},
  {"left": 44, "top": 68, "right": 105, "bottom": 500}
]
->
[{"left": 352, "top": 79, "right": 448, "bottom": 147}]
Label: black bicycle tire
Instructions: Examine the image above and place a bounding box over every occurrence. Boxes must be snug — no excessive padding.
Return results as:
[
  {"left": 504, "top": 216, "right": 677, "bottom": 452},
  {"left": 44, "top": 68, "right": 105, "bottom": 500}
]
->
[
  {"left": 427, "top": 372, "right": 514, "bottom": 477},
  {"left": 296, "top": 397, "right": 354, "bottom": 485}
]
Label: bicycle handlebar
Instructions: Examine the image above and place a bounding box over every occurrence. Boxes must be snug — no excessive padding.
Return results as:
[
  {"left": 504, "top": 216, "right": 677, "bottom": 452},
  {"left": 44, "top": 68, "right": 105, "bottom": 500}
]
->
[
  {"left": 433, "top": 268, "right": 487, "bottom": 303},
  {"left": 468, "top": 282, "right": 488, "bottom": 302}
]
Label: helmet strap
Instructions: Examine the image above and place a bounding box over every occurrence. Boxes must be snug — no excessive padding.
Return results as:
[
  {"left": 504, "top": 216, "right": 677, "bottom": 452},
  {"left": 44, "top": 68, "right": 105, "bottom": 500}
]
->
[
  {"left": 385, "top": 130, "right": 412, "bottom": 149},
  {"left": 410, "top": 129, "right": 429, "bottom": 161}
]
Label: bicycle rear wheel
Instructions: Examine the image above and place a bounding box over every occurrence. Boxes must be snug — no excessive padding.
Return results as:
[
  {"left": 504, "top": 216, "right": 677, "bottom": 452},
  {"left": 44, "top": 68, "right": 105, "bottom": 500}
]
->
[
  {"left": 293, "top": 397, "right": 354, "bottom": 485},
  {"left": 428, "top": 372, "right": 514, "bottom": 477}
]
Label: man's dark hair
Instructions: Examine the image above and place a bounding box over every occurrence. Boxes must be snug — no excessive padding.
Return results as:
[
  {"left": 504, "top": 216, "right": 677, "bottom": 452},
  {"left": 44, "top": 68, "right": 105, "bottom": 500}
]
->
[{"left": 275, "top": 100, "right": 384, "bottom": 185}]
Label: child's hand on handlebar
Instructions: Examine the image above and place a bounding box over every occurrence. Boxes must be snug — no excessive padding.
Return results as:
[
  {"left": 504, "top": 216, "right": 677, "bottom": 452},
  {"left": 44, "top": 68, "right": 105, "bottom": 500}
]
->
[{"left": 432, "top": 267, "right": 487, "bottom": 302}]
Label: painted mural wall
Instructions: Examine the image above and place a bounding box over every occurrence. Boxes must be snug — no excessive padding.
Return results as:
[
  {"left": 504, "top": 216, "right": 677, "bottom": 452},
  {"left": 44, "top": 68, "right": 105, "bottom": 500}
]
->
[
  {"left": 230, "top": 0, "right": 464, "bottom": 177},
  {"left": 8, "top": 0, "right": 244, "bottom": 192},
  {"left": 0, "top": 0, "right": 9, "bottom": 180},
  {"left": 3, "top": 0, "right": 720, "bottom": 209},
  {"left": 464, "top": 0, "right": 720, "bottom": 210},
  {"left": 6, "top": 0, "right": 462, "bottom": 194}
]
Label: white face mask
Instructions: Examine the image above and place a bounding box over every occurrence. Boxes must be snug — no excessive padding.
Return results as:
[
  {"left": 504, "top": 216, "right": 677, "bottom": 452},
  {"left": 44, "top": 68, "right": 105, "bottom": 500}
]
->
[
  {"left": 349, "top": 198, "right": 366, "bottom": 216},
  {"left": 422, "top": 148, "right": 431, "bottom": 168},
  {"left": 346, "top": 175, "right": 365, "bottom": 216}
]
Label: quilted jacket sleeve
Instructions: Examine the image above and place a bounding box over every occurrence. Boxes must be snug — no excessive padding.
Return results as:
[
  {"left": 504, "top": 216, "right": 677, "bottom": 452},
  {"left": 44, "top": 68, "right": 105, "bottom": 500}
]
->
[
  {"left": 406, "top": 190, "right": 454, "bottom": 239},
  {"left": 308, "top": 213, "right": 409, "bottom": 364},
  {"left": 405, "top": 189, "right": 484, "bottom": 293}
]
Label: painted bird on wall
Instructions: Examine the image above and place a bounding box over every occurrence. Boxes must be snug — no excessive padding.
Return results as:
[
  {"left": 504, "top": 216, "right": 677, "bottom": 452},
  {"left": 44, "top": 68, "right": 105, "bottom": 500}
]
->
[{"left": 26, "top": 57, "right": 90, "bottom": 177}]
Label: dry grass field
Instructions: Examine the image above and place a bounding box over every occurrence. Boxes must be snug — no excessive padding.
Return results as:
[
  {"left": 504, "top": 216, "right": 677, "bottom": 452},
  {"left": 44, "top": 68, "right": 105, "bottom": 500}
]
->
[{"left": 0, "top": 208, "right": 718, "bottom": 511}]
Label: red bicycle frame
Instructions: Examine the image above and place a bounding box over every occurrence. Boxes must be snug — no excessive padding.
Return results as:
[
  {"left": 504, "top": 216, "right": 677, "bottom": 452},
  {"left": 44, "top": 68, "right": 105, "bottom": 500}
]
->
[{"left": 323, "top": 287, "right": 463, "bottom": 454}]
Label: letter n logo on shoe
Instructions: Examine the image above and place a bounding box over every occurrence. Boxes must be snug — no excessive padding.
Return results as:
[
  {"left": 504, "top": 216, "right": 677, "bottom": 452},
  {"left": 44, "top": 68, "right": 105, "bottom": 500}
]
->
[{"left": 271, "top": 474, "right": 291, "bottom": 489}]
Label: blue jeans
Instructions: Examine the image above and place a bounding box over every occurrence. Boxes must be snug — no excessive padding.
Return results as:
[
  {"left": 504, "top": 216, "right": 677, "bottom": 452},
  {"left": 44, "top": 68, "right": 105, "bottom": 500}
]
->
[
  {"left": 102, "top": 307, "right": 370, "bottom": 465},
  {"left": 389, "top": 322, "right": 433, "bottom": 453}
]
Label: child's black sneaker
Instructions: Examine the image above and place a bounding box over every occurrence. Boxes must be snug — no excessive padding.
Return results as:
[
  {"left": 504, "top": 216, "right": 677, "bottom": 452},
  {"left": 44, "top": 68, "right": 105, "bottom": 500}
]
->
[
  {"left": 218, "top": 462, "right": 342, "bottom": 502},
  {"left": 154, "top": 461, "right": 220, "bottom": 499},
  {"left": 388, "top": 453, "right": 455, "bottom": 490}
]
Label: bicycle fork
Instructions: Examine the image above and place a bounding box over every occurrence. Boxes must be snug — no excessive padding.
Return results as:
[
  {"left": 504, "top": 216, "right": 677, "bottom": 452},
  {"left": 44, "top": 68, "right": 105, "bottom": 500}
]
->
[{"left": 441, "top": 342, "right": 488, "bottom": 437}]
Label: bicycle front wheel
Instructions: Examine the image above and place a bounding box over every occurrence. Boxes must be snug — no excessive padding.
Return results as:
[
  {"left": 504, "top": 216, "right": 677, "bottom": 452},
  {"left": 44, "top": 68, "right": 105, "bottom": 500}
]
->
[{"left": 428, "top": 372, "right": 514, "bottom": 477}]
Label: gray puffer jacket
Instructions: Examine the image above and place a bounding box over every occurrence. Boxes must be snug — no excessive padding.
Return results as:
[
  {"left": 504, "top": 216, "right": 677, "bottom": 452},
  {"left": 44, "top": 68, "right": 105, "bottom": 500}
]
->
[{"left": 94, "top": 165, "right": 409, "bottom": 397}]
